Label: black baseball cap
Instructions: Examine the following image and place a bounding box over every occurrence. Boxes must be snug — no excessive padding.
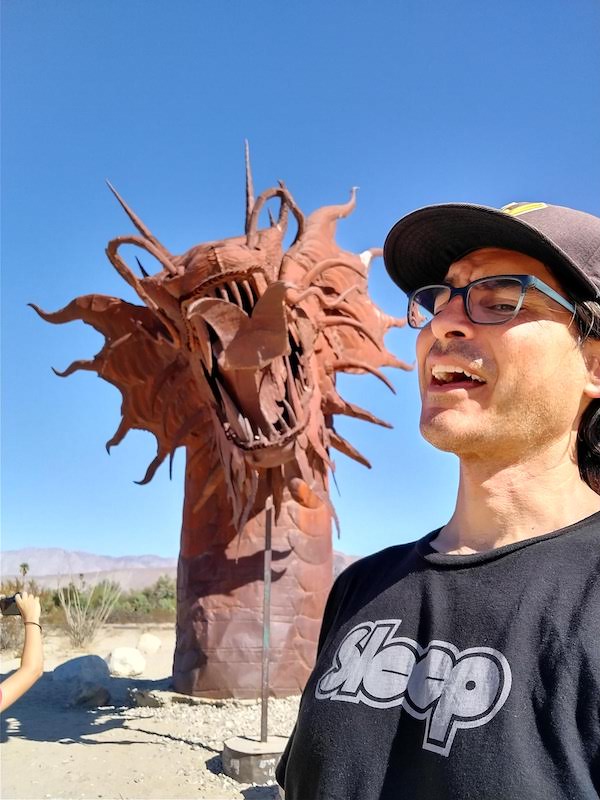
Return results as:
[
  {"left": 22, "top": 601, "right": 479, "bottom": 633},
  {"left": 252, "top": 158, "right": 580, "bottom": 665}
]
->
[{"left": 383, "top": 201, "right": 600, "bottom": 301}]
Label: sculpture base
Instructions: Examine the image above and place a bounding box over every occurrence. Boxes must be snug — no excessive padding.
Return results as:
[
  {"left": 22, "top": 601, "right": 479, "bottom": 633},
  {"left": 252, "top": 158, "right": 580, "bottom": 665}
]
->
[{"left": 221, "top": 735, "right": 287, "bottom": 784}]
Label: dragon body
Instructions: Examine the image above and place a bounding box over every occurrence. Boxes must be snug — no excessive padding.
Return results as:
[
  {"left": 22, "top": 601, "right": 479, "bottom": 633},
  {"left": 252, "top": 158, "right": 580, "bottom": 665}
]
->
[{"left": 33, "top": 152, "right": 408, "bottom": 696}]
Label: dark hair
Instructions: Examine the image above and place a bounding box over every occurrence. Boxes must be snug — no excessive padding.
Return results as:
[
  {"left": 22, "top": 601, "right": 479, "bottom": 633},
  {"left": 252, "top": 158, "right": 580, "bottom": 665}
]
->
[{"left": 574, "top": 300, "right": 600, "bottom": 494}]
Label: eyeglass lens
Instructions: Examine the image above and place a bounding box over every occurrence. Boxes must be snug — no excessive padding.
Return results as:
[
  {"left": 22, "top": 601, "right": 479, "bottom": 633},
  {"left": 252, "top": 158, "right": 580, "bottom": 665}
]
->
[{"left": 409, "top": 277, "right": 525, "bottom": 328}]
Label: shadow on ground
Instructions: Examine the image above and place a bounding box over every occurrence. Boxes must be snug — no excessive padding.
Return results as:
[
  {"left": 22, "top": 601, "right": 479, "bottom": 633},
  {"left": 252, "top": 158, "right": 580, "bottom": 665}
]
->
[{"left": 0, "top": 669, "right": 172, "bottom": 746}]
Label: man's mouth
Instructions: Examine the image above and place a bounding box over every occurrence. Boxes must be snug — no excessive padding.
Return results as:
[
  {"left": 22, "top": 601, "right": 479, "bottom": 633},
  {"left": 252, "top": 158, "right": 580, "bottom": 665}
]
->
[{"left": 430, "top": 364, "right": 486, "bottom": 389}]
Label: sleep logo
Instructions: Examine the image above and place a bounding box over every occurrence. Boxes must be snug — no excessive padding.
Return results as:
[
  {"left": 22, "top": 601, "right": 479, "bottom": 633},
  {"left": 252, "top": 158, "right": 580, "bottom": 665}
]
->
[{"left": 315, "top": 619, "right": 512, "bottom": 756}]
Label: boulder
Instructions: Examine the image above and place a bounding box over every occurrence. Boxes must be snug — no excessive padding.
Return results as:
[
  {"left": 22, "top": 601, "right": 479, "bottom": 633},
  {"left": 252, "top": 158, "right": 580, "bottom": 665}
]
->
[
  {"left": 53, "top": 654, "right": 111, "bottom": 685},
  {"left": 70, "top": 681, "right": 111, "bottom": 708},
  {"left": 107, "top": 646, "right": 146, "bottom": 677},
  {"left": 53, "top": 655, "right": 112, "bottom": 707},
  {"left": 137, "top": 632, "right": 162, "bottom": 655}
]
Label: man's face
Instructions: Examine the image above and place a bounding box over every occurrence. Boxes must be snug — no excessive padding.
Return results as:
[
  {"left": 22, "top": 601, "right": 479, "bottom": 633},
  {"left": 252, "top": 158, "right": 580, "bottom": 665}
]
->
[{"left": 416, "top": 248, "right": 594, "bottom": 462}]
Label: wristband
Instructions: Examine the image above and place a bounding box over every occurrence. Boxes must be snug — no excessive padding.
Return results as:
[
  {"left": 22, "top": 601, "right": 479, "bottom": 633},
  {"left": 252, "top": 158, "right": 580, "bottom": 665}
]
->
[{"left": 24, "top": 621, "right": 42, "bottom": 632}]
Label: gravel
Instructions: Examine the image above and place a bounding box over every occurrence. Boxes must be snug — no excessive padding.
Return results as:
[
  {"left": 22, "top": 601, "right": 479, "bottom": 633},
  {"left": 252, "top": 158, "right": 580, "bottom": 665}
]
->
[{"left": 102, "top": 696, "right": 300, "bottom": 798}]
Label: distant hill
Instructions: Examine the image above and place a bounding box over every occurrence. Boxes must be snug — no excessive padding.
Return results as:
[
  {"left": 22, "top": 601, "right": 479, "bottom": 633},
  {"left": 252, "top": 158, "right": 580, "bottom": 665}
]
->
[
  {"left": 1, "top": 547, "right": 176, "bottom": 577},
  {"left": 1, "top": 547, "right": 358, "bottom": 590},
  {"left": 1, "top": 548, "right": 178, "bottom": 590}
]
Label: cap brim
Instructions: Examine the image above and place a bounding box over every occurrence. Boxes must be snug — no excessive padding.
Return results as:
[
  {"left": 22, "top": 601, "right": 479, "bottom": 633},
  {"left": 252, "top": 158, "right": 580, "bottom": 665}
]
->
[{"left": 383, "top": 203, "right": 591, "bottom": 297}]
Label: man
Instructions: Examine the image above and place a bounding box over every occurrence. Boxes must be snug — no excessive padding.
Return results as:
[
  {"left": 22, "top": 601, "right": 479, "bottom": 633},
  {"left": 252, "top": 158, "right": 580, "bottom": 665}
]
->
[{"left": 276, "top": 201, "right": 600, "bottom": 799}]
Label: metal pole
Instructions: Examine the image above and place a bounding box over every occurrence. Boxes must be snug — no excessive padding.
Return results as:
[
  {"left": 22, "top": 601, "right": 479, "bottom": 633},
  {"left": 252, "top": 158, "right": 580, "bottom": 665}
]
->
[{"left": 260, "top": 481, "right": 273, "bottom": 743}]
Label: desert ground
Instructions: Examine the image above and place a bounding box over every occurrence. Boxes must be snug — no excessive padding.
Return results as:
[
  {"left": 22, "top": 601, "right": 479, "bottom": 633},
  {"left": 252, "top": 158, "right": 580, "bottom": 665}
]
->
[{"left": 1, "top": 624, "right": 295, "bottom": 800}]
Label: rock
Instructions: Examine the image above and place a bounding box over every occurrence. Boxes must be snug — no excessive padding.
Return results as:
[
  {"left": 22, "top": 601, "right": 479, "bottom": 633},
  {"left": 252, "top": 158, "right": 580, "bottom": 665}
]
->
[
  {"left": 129, "top": 688, "right": 165, "bottom": 708},
  {"left": 137, "top": 632, "right": 161, "bottom": 655},
  {"left": 107, "top": 646, "right": 146, "bottom": 677},
  {"left": 52, "top": 655, "right": 112, "bottom": 707},
  {"left": 70, "top": 681, "right": 111, "bottom": 708},
  {"left": 129, "top": 687, "right": 224, "bottom": 708},
  {"left": 53, "top": 654, "right": 111, "bottom": 685}
]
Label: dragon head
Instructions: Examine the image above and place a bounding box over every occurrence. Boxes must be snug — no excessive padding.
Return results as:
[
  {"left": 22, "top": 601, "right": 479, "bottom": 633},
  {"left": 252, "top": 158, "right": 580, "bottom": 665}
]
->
[{"left": 32, "top": 148, "right": 410, "bottom": 536}]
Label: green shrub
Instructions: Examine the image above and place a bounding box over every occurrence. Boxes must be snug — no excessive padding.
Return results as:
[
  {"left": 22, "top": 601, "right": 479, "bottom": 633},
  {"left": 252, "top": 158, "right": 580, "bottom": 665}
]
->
[{"left": 1, "top": 574, "right": 177, "bottom": 632}]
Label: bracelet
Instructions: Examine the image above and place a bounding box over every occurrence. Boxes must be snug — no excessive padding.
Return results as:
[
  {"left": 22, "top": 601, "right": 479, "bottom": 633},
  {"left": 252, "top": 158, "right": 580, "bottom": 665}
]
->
[{"left": 24, "top": 622, "right": 42, "bottom": 632}]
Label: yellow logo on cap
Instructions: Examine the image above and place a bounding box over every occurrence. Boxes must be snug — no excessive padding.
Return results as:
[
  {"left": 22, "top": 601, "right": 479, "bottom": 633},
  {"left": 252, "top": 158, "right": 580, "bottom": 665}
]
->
[{"left": 501, "top": 202, "right": 547, "bottom": 216}]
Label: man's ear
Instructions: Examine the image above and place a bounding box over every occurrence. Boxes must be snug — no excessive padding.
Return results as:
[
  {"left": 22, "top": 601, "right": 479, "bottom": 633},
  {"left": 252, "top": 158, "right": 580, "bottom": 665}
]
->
[{"left": 583, "top": 341, "right": 600, "bottom": 400}]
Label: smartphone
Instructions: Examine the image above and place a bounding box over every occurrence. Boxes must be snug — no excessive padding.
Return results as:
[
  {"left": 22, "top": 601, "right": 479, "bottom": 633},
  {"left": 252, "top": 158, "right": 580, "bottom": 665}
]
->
[{"left": 0, "top": 595, "right": 21, "bottom": 616}]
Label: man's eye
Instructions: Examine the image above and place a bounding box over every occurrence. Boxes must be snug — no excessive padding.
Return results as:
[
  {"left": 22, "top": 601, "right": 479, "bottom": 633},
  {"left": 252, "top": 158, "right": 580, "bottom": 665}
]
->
[{"left": 489, "top": 302, "right": 517, "bottom": 312}]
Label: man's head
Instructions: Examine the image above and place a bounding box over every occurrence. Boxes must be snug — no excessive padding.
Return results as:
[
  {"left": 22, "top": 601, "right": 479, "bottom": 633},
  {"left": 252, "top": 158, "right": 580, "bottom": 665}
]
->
[{"left": 383, "top": 201, "right": 600, "bottom": 489}]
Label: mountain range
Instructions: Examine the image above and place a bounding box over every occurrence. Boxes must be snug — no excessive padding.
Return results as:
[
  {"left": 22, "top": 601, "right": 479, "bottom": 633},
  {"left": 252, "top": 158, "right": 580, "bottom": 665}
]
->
[{"left": 0, "top": 547, "right": 357, "bottom": 590}]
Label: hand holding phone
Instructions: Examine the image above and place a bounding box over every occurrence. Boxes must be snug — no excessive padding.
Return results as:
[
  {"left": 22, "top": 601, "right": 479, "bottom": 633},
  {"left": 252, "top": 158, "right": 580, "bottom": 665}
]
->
[
  {"left": 0, "top": 592, "right": 41, "bottom": 622},
  {"left": 0, "top": 594, "right": 21, "bottom": 616}
]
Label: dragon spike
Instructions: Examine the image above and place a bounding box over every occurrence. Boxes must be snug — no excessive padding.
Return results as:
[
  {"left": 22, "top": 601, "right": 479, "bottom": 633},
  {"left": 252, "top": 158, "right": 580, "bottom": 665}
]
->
[
  {"left": 359, "top": 247, "right": 383, "bottom": 270},
  {"left": 169, "top": 447, "right": 177, "bottom": 480},
  {"left": 329, "top": 359, "right": 396, "bottom": 393},
  {"left": 319, "top": 315, "right": 382, "bottom": 349},
  {"left": 336, "top": 397, "right": 393, "bottom": 429},
  {"left": 105, "top": 416, "right": 131, "bottom": 453},
  {"left": 306, "top": 187, "right": 358, "bottom": 229},
  {"left": 134, "top": 445, "right": 168, "bottom": 485},
  {"left": 106, "top": 237, "right": 181, "bottom": 346},
  {"left": 106, "top": 180, "right": 166, "bottom": 252},
  {"left": 383, "top": 312, "right": 409, "bottom": 330},
  {"left": 276, "top": 181, "right": 290, "bottom": 229},
  {"left": 28, "top": 301, "right": 82, "bottom": 326},
  {"left": 52, "top": 358, "right": 98, "bottom": 378},
  {"left": 300, "top": 258, "right": 366, "bottom": 288},
  {"left": 267, "top": 208, "right": 276, "bottom": 227},
  {"left": 338, "top": 186, "right": 358, "bottom": 218},
  {"left": 244, "top": 140, "right": 255, "bottom": 235},
  {"left": 383, "top": 353, "right": 414, "bottom": 371},
  {"left": 247, "top": 186, "right": 305, "bottom": 249},
  {"left": 328, "top": 429, "right": 372, "bottom": 468},
  {"left": 135, "top": 256, "right": 150, "bottom": 278}
]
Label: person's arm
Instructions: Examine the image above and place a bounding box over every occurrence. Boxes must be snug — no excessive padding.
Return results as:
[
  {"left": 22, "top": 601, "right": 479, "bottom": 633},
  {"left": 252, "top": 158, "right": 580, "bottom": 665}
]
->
[{"left": 0, "top": 592, "right": 44, "bottom": 712}]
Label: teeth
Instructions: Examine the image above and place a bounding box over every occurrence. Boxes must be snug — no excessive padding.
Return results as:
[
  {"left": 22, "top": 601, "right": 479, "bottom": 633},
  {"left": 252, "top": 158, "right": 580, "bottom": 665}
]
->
[
  {"left": 241, "top": 415, "right": 253, "bottom": 441},
  {"left": 284, "top": 356, "right": 303, "bottom": 415},
  {"left": 228, "top": 281, "right": 243, "bottom": 308},
  {"left": 217, "top": 381, "right": 247, "bottom": 440},
  {"left": 241, "top": 280, "right": 255, "bottom": 307},
  {"left": 282, "top": 398, "right": 297, "bottom": 426},
  {"left": 431, "top": 365, "right": 485, "bottom": 383}
]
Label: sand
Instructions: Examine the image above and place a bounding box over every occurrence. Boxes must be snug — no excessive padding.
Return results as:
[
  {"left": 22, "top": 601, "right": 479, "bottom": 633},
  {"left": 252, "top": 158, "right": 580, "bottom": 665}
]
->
[{"left": 1, "top": 625, "right": 295, "bottom": 800}]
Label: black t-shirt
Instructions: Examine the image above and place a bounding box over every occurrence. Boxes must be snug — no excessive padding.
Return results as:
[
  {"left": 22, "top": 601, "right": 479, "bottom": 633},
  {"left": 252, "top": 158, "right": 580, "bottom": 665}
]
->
[{"left": 276, "top": 512, "right": 600, "bottom": 799}]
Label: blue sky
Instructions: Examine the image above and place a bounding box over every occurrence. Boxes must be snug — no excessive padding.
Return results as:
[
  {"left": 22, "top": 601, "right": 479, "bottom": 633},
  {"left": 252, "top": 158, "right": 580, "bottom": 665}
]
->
[{"left": 2, "top": 0, "right": 600, "bottom": 558}]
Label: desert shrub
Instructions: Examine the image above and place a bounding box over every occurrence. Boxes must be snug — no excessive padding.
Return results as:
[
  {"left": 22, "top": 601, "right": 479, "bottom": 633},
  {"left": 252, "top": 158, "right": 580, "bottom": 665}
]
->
[
  {"left": 0, "top": 616, "right": 23, "bottom": 653},
  {"left": 107, "top": 575, "right": 177, "bottom": 623},
  {"left": 1, "top": 575, "right": 177, "bottom": 631},
  {"left": 1, "top": 578, "right": 64, "bottom": 629},
  {"left": 144, "top": 575, "right": 176, "bottom": 608},
  {"left": 58, "top": 577, "right": 122, "bottom": 647}
]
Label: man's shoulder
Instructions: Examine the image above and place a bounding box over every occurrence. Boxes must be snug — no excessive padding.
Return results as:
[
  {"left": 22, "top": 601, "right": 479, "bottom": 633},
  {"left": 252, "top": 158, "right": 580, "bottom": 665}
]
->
[{"left": 335, "top": 538, "right": 424, "bottom": 585}]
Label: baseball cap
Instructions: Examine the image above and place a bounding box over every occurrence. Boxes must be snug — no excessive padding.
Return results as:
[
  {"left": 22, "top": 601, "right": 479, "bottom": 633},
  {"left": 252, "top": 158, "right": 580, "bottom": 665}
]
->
[{"left": 383, "top": 201, "right": 600, "bottom": 301}]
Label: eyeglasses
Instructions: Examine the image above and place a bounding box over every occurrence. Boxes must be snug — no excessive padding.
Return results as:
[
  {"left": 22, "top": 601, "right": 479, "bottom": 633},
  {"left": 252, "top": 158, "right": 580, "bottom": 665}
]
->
[{"left": 407, "top": 274, "right": 576, "bottom": 329}]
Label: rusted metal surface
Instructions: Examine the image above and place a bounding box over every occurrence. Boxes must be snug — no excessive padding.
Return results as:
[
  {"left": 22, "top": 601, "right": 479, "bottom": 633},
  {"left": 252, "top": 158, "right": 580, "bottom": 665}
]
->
[
  {"left": 261, "top": 492, "right": 273, "bottom": 741},
  {"left": 32, "top": 149, "right": 410, "bottom": 697}
]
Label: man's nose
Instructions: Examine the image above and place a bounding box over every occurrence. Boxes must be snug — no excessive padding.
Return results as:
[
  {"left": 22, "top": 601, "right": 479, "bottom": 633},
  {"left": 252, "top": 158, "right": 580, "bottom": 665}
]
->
[{"left": 428, "top": 294, "right": 475, "bottom": 340}]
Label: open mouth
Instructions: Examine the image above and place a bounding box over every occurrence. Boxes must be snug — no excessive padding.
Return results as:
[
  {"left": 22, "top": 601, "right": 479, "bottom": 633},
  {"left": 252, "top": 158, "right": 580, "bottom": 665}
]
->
[
  {"left": 430, "top": 365, "right": 486, "bottom": 389},
  {"left": 183, "top": 271, "right": 312, "bottom": 452}
]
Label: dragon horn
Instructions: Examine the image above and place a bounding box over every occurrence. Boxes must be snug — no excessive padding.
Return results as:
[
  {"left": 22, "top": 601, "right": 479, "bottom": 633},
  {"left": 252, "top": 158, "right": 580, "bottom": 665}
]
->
[
  {"left": 247, "top": 186, "right": 305, "bottom": 249},
  {"left": 106, "top": 180, "right": 166, "bottom": 252},
  {"left": 244, "top": 140, "right": 255, "bottom": 234}
]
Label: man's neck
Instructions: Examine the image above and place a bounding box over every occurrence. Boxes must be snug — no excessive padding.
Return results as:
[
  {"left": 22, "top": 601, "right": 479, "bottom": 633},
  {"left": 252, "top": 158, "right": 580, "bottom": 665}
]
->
[{"left": 432, "top": 450, "right": 600, "bottom": 555}]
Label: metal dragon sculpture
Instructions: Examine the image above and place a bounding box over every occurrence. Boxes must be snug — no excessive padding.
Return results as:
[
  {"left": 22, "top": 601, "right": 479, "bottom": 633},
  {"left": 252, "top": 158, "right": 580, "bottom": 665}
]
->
[{"left": 32, "top": 149, "right": 409, "bottom": 697}]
